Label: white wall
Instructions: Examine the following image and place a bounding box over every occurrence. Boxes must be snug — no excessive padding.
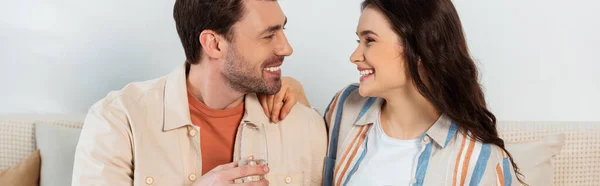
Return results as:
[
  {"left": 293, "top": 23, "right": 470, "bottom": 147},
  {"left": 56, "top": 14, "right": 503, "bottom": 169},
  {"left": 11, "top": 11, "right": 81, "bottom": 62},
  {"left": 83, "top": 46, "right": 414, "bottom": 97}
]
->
[
  {"left": 1, "top": 0, "right": 598, "bottom": 121},
  {"left": 455, "top": 0, "right": 600, "bottom": 121},
  {"left": 0, "top": 0, "right": 184, "bottom": 114}
]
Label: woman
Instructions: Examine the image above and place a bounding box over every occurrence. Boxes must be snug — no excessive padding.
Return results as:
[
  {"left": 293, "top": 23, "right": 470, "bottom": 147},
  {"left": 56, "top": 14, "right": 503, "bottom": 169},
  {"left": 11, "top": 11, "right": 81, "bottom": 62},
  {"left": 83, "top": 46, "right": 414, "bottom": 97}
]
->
[{"left": 261, "top": 0, "right": 525, "bottom": 185}]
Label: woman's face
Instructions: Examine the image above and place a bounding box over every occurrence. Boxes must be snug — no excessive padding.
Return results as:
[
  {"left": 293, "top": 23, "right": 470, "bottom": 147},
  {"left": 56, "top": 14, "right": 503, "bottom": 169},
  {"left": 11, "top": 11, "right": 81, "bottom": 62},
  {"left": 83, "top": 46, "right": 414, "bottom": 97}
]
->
[{"left": 351, "top": 7, "right": 411, "bottom": 98}]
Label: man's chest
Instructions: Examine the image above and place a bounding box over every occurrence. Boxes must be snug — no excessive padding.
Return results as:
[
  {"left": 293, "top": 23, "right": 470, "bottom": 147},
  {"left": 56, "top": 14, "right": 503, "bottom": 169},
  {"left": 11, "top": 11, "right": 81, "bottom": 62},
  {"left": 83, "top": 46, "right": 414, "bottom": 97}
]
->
[{"left": 128, "top": 122, "right": 317, "bottom": 186}]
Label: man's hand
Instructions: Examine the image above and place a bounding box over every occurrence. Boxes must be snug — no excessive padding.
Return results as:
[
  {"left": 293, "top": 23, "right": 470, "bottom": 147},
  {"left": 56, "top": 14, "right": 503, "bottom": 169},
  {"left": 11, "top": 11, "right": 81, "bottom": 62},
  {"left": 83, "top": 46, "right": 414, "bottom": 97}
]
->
[
  {"left": 192, "top": 160, "right": 269, "bottom": 186},
  {"left": 258, "top": 77, "right": 310, "bottom": 123}
]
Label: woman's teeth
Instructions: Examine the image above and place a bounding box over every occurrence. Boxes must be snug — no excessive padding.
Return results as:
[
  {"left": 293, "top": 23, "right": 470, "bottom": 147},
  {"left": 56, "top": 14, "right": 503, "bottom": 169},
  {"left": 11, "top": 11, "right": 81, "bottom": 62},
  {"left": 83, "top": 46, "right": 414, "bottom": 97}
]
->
[
  {"left": 264, "top": 66, "right": 281, "bottom": 72},
  {"left": 360, "top": 70, "right": 374, "bottom": 76}
]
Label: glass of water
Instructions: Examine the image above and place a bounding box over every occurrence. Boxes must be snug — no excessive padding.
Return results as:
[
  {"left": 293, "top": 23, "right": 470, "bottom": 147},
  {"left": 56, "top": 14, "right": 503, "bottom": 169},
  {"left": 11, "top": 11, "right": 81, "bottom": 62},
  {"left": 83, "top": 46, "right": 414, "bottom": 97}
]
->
[{"left": 237, "top": 121, "right": 268, "bottom": 183}]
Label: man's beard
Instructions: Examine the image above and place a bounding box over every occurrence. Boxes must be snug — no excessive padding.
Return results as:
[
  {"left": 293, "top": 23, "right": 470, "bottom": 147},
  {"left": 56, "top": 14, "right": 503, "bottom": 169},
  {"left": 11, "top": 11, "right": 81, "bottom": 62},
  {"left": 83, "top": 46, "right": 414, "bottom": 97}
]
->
[{"left": 222, "top": 45, "right": 283, "bottom": 95}]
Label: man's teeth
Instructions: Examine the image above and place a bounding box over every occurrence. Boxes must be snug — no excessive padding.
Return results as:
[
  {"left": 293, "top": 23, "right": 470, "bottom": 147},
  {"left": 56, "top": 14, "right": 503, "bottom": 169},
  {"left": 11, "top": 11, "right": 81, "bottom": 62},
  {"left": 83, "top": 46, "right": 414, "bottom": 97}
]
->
[
  {"left": 264, "top": 66, "right": 281, "bottom": 72},
  {"left": 360, "top": 70, "right": 374, "bottom": 76}
]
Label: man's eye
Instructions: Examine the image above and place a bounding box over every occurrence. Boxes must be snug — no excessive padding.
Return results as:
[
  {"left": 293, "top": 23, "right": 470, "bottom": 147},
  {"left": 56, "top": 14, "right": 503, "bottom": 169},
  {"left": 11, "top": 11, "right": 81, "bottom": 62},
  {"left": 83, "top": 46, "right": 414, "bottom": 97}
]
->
[{"left": 264, "top": 34, "right": 275, "bottom": 39}]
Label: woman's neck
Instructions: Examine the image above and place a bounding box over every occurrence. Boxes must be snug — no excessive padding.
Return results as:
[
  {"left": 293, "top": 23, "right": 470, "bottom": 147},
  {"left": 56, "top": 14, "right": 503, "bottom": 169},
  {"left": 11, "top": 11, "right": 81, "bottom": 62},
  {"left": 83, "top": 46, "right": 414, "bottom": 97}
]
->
[{"left": 379, "top": 86, "right": 441, "bottom": 140}]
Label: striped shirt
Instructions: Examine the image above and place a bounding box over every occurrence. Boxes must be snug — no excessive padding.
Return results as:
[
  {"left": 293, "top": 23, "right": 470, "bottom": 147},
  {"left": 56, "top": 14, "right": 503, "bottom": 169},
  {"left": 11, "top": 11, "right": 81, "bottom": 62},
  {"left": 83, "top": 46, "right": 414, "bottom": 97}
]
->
[{"left": 322, "top": 84, "right": 519, "bottom": 186}]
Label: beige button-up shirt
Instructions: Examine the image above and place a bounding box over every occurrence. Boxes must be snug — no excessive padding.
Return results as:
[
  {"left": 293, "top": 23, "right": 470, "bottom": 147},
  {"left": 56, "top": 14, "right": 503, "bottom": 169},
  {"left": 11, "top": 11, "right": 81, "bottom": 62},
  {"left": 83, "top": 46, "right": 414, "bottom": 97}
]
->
[{"left": 72, "top": 66, "right": 327, "bottom": 186}]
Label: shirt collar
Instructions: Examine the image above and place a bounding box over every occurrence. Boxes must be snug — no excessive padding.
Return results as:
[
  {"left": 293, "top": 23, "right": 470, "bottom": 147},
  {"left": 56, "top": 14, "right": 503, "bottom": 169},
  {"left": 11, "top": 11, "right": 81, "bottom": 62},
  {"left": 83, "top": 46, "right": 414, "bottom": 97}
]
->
[
  {"left": 241, "top": 93, "right": 271, "bottom": 125},
  {"left": 422, "top": 114, "right": 457, "bottom": 148},
  {"left": 353, "top": 97, "right": 458, "bottom": 148},
  {"left": 354, "top": 97, "right": 384, "bottom": 126},
  {"left": 162, "top": 66, "right": 272, "bottom": 131},
  {"left": 163, "top": 66, "right": 194, "bottom": 131}
]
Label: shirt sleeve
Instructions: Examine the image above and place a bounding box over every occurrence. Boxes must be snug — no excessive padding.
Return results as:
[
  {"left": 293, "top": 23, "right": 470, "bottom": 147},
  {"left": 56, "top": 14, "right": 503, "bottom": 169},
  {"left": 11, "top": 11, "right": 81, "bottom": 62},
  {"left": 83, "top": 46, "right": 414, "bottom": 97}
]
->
[
  {"left": 481, "top": 146, "right": 522, "bottom": 186},
  {"left": 72, "top": 103, "right": 134, "bottom": 186}
]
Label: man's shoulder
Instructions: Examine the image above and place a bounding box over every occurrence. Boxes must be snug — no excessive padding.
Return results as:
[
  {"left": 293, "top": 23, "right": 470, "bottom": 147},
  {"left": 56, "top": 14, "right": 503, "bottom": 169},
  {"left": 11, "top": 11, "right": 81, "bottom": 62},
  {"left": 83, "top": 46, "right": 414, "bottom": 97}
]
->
[
  {"left": 279, "top": 102, "right": 325, "bottom": 131},
  {"left": 90, "top": 75, "right": 168, "bottom": 111},
  {"left": 288, "top": 102, "right": 321, "bottom": 119}
]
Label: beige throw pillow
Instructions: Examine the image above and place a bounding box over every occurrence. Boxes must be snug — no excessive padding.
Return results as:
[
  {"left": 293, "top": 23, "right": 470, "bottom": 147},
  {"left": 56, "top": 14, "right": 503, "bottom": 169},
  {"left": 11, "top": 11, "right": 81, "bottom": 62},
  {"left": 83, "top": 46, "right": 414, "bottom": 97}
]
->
[
  {"left": 0, "top": 149, "right": 41, "bottom": 186},
  {"left": 505, "top": 133, "right": 565, "bottom": 186}
]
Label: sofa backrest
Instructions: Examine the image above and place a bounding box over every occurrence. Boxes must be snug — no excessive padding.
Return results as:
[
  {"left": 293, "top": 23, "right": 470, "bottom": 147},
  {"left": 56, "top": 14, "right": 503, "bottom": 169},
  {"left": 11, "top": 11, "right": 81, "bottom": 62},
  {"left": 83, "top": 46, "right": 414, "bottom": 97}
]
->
[
  {"left": 498, "top": 122, "right": 600, "bottom": 185},
  {"left": 0, "top": 115, "right": 83, "bottom": 170},
  {"left": 1, "top": 115, "right": 599, "bottom": 185}
]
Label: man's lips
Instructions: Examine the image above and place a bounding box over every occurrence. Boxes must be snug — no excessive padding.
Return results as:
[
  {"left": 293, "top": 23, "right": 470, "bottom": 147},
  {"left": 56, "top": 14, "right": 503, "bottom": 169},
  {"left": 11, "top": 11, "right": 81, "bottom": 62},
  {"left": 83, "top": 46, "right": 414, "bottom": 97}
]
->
[{"left": 264, "top": 62, "right": 283, "bottom": 68}]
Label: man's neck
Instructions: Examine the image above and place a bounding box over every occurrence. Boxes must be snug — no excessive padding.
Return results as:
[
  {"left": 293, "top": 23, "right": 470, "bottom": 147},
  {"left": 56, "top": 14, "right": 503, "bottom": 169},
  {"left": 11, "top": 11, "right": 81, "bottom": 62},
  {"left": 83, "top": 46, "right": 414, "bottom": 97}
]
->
[{"left": 187, "top": 62, "right": 245, "bottom": 110}]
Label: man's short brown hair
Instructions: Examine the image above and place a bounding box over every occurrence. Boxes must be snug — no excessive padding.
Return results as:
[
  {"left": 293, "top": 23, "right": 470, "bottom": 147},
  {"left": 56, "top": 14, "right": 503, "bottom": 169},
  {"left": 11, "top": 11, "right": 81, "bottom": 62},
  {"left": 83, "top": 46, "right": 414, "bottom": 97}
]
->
[{"left": 173, "top": 0, "right": 245, "bottom": 65}]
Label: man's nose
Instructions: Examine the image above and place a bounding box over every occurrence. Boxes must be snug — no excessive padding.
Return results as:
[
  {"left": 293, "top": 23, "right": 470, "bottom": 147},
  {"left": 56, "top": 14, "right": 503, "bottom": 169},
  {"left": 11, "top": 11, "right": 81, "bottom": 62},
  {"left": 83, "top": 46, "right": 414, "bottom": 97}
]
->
[{"left": 275, "top": 32, "right": 293, "bottom": 56}]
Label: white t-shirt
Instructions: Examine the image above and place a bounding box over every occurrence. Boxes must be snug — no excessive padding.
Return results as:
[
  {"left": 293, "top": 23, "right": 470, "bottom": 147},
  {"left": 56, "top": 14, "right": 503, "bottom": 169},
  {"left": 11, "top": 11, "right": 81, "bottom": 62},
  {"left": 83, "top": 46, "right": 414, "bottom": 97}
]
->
[{"left": 347, "top": 114, "right": 420, "bottom": 186}]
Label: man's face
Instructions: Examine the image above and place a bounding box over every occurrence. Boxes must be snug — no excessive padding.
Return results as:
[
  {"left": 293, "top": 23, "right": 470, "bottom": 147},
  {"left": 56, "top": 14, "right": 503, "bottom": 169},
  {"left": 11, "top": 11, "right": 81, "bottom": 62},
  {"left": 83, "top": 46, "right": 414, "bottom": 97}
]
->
[{"left": 221, "top": 0, "right": 292, "bottom": 95}]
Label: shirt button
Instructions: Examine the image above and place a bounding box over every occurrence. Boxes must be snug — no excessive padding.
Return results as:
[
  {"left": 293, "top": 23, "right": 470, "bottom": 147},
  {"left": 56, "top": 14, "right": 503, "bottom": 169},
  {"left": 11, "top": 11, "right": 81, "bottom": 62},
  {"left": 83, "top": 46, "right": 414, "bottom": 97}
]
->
[
  {"left": 421, "top": 137, "right": 430, "bottom": 146},
  {"left": 188, "top": 173, "right": 197, "bottom": 182},
  {"left": 284, "top": 176, "right": 292, "bottom": 184},
  {"left": 188, "top": 128, "right": 197, "bottom": 137},
  {"left": 145, "top": 176, "right": 154, "bottom": 185},
  {"left": 410, "top": 178, "right": 417, "bottom": 184}
]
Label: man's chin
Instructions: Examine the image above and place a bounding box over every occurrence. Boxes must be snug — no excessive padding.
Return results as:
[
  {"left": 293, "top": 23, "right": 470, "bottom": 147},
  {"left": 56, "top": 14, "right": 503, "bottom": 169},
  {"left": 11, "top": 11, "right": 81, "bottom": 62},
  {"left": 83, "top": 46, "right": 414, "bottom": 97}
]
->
[{"left": 261, "top": 79, "right": 282, "bottom": 95}]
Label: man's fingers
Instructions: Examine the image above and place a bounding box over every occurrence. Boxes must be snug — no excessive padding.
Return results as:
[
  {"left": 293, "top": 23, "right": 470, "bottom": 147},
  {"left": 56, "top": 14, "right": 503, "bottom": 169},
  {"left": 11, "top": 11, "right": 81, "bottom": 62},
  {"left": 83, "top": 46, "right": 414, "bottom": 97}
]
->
[
  {"left": 210, "top": 161, "right": 238, "bottom": 173},
  {"left": 221, "top": 165, "right": 269, "bottom": 181}
]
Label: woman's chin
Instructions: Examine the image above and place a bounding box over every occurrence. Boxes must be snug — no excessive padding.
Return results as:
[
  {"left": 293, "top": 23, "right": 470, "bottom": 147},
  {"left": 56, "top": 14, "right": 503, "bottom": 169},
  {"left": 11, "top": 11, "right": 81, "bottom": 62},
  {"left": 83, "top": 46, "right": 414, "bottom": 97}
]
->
[{"left": 358, "top": 85, "right": 374, "bottom": 98}]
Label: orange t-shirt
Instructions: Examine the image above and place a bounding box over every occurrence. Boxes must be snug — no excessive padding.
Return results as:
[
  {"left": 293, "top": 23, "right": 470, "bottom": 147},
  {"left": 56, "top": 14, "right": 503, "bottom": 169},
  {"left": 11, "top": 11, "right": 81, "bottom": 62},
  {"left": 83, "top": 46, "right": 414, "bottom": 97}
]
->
[{"left": 187, "top": 90, "right": 244, "bottom": 174}]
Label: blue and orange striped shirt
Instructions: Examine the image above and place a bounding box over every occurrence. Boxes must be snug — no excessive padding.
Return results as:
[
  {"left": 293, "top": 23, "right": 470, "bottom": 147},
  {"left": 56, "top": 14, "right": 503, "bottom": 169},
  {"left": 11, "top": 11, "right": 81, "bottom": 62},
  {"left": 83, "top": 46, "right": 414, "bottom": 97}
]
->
[{"left": 322, "top": 84, "right": 519, "bottom": 186}]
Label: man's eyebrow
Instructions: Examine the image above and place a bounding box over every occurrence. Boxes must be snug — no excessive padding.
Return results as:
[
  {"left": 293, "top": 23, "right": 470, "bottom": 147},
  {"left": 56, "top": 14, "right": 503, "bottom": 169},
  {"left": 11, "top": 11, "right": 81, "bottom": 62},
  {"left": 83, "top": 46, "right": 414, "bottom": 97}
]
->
[{"left": 260, "top": 17, "right": 288, "bottom": 35}]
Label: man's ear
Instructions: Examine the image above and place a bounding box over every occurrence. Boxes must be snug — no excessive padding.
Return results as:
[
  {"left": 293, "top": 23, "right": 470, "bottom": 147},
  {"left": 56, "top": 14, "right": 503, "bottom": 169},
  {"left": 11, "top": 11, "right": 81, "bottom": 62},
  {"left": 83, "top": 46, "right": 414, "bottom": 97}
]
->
[{"left": 199, "top": 30, "right": 224, "bottom": 59}]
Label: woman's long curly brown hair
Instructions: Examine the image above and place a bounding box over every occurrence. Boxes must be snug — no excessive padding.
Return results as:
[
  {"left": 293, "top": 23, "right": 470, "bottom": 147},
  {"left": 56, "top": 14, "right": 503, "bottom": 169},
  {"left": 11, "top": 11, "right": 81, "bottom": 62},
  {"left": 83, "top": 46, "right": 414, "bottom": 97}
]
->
[{"left": 361, "top": 0, "right": 526, "bottom": 184}]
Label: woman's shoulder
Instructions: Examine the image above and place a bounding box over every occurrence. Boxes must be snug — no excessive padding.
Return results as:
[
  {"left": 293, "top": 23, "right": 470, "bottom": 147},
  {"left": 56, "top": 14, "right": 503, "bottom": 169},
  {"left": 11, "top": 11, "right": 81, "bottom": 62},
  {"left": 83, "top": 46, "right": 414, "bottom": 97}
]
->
[
  {"left": 487, "top": 143, "right": 512, "bottom": 162},
  {"left": 447, "top": 133, "right": 519, "bottom": 185},
  {"left": 451, "top": 131, "right": 512, "bottom": 162},
  {"left": 324, "top": 83, "right": 382, "bottom": 125},
  {"left": 335, "top": 83, "right": 361, "bottom": 96},
  {"left": 327, "top": 83, "right": 373, "bottom": 111}
]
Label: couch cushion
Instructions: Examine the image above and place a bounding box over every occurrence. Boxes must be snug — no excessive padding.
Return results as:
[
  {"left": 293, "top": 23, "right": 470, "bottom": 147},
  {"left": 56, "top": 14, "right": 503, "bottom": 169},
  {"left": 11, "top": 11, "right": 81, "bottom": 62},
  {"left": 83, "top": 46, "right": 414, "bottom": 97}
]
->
[
  {"left": 498, "top": 122, "right": 600, "bottom": 185},
  {"left": 0, "top": 115, "right": 83, "bottom": 171},
  {"left": 505, "top": 133, "right": 565, "bottom": 186},
  {"left": 0, "top": 120, "right": 36, "bottom": 171},
  {"left": 0, "top": 149, "right": 41, "bottom": 186},
  {"left": 35, "top": 122, "right": 82, "bottom": 186}
]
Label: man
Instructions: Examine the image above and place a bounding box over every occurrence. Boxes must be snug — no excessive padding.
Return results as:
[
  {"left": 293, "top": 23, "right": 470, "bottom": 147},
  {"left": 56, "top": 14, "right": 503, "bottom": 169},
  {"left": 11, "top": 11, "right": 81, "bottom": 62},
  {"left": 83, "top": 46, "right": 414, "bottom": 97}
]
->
[{"left": 71, "top": 0, "right": 327, "bottom": 185}]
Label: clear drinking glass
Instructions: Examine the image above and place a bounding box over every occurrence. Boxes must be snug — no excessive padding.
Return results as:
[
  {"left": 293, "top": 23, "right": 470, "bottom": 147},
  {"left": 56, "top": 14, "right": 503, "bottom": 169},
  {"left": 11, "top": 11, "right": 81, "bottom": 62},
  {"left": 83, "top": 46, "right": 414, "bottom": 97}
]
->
[{"left": 236, "top": 121, "right": 268, "bottom": 183}]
